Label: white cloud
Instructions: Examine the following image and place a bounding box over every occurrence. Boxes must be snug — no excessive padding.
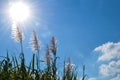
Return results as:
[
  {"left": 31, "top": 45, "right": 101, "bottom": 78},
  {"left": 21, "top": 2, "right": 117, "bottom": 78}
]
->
[
  {"left": 88, "top": 77, "right": 96, "bottom": 80},
  {"left": 94, "top": 42, "right": 120, "bottom": 61},
  {"left": 111, "top": 74, "right": 120, "bottom": 80},
  {"left": 94, "top": 42, "right": 120, "bottom": 79},
  {"left": 99, "top": 60, "right": 120, "bottom": 76}
]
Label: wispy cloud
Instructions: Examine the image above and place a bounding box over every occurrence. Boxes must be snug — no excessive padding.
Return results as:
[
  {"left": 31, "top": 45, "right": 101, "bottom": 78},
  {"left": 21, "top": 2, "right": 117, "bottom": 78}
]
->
[
  {"left": 94, "top": 42, "right": 120, "bottom": 79},
  {"left": 99, "top": 60, "right": 120, "bottom": 76},
  {"left": 94, "top": 42, "right": 120, "bottom": 61},
  {"left": 111, "top": 74, "right": 120, "bottom": 80},
  {"left": 35, "top": 21, "right": 52, "bottom": 38}
]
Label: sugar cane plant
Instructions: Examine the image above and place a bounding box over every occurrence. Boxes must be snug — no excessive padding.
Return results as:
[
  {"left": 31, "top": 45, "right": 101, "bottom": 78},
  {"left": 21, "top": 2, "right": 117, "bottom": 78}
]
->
[{"left": 0, "top": 24, "right": 87, "bottom": 80}]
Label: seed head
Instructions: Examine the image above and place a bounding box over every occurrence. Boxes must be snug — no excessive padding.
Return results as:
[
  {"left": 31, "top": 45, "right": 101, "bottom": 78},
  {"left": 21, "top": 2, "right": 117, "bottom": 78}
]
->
[
  {"left": 65, "top": 58, "right": 74, "bottom": 75},
  {"left": 45, "top": 45, "right": 51, "bottom": 66},
  {"left": 30, "top": 31, "right": 40, "bottom": 53},
  {"left": 11, "top": 23, "right": 23, "bottom": 42},
  {"left": 51, "top": 36, "right": 57, "bottom": 56}
]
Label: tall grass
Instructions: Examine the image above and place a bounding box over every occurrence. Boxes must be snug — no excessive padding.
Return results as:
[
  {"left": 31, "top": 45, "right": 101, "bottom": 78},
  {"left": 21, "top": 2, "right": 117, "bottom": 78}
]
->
[{"left": 0, "top": 30, "right": 86, "bottom": 80}]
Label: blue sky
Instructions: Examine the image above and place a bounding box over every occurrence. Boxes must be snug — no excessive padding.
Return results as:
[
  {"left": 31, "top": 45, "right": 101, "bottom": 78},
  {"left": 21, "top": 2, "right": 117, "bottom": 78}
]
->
[{"left": 0, "top": 0, "right": 120, "bottom": 80}]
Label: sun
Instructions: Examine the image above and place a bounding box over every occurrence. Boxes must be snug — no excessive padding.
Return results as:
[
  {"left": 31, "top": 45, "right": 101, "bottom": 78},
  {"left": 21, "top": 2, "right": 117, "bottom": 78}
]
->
[{"left": 9, "top": 2, "right": 30, "bottom": 22}]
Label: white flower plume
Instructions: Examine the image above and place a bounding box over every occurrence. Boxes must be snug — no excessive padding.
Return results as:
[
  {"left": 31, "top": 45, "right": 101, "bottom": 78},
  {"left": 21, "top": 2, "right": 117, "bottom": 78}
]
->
[
  {"left": 45, "top": 45, "right": 51, "bottom": 65},
  {"left": 51, "top": 36, "right": 57, "bottom": 56},
  {"left": 30, "top": 31, "right": 40, "bottom": 52},
  {"left": 65, "top": 58, "right": 74, "bottom": 74},
  {"left": 11, "top": 23, "right": 23, "bottom": 42}
]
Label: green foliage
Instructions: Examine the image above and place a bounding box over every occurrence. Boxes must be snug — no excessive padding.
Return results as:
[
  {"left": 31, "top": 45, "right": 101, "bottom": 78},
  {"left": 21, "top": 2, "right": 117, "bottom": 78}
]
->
[{"left": 0, "top": 37, "right": 86, "bottom": 80}]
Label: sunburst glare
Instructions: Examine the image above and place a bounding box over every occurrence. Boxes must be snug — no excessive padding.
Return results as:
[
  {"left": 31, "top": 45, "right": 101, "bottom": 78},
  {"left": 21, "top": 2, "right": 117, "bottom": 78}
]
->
[{"left": 9, "top": 1, "right": 30, "bottom": 22}]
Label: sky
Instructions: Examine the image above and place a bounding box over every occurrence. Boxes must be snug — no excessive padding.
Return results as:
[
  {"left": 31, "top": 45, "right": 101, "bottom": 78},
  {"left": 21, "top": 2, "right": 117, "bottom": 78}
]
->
[{"left": 0, "top": 0, "right": 120, "bottom": 80}]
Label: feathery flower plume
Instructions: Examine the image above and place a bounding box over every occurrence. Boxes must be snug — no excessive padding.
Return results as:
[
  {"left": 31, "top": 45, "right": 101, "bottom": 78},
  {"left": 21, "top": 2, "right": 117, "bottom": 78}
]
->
[
  {"left": 30, "top": 31, "right": 41, "bottom": 71},
  {"left": 30, "top": 31, "right": 40, "bottom": 53},
  {"left": 65, "top": 58, "right": 74, "bottom": 75},
  {"left": 45, "top": 45, "right": 51, "bottom": 66},
  {"left": 11, "top": 23, "right": 23, "bottom": 42},
  {"left": 51, "top": 36, "right": 57, "bottom": 56},
  {"left": 11, "top": 23, "right": 24, "bottom": 54}
]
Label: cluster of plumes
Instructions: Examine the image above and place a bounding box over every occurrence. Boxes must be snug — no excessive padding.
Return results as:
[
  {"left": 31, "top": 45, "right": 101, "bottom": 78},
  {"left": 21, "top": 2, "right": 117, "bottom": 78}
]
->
[
  {"left": 65, "top": 58, "right": 74, "bottom": 75},
  {"left": 50, "top": 37, "right": 57, "bottom": 56},
  {"left": 12, "top": 25, "right": 40, "bottom": 53},
  {"left": 11, "top": 23, "right": 23, "bottom": 42},
  {"left": 44, "top": 37, "right": 57, "bottom": 66},
  {"left": 10, "top": 26, "right": 80, "bottom": 80},
  {"left": 30, "top": 31, "right": 40, "bottom": 53}
]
